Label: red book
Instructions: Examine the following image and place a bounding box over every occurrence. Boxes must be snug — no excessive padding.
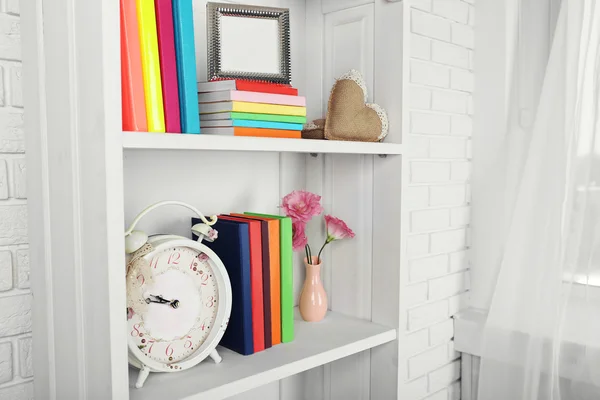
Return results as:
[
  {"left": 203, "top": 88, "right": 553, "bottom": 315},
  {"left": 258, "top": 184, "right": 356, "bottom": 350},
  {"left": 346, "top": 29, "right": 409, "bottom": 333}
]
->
[
  {"left": 154, "top": 0, "right": 182, "bottom": 133},
  {"left": 120, "top": 0, "right": 147, "bottom": 131},
  {"left": 219, "top": 215, "right": 265, "bottom": 353},
  {"left": 197, "top": 79, "right": 299, "bottom": 96}
]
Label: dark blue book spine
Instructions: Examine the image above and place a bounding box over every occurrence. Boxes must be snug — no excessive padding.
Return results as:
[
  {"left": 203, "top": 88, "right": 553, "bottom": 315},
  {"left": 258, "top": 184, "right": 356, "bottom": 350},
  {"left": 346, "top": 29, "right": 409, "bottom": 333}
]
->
[{"left": 192, "top": 218, "right": 254, "bottom": 355}]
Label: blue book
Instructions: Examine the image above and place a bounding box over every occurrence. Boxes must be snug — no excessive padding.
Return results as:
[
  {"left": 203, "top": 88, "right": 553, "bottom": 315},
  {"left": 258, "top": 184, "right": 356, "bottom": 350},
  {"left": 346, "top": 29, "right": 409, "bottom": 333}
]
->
[
  {"left": 173, "top": 0, "right": 201, "bottom": 134},
  {"left": 193, "top": 218, "right": 253, "bottom": 355},
  {"left": 232, "top": 119, "right": 304, "bottom": 131}
]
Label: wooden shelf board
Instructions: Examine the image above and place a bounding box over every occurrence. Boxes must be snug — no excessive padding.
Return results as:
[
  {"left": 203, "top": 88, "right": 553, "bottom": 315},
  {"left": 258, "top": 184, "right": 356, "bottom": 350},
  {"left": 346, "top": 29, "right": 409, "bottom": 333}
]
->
[
  {"left": 122, "top": 131, "right": 403, "bottom": 155},
  {"left": 128, "top": 310, "right": 396, "bottom": 400}
]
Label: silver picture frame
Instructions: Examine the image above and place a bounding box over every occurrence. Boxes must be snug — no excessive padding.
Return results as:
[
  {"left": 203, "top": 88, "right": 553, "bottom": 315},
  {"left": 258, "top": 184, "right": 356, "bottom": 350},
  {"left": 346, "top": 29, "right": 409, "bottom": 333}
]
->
[{"left": 207, "top": 2, "right": 291, "bottom": 85}]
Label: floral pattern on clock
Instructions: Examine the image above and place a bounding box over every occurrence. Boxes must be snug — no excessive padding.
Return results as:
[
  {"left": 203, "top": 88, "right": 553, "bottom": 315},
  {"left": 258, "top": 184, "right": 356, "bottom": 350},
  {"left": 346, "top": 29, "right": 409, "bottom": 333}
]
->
[{"left": 128, "top": 246, "right": 219, "bottom": 364}]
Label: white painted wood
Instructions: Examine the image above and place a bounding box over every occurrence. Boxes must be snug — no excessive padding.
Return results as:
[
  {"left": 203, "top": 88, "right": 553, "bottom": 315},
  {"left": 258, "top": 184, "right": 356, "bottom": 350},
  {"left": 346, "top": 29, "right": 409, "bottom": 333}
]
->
[
  {"left": 302, "top": 153, "right": 328, "bottom": 400},
  {"left": 453, "top": 308, "right": 487, "bottom": 356},
  {"left": 278, "top": 153, "right": 307, "bottom": 306},
  {"left": 472, "top": 356, "right": 481, "bottom": 399},
  {"left": 371, "top": 155, "right": 404, "bottom": 399},
  {"left": 329, "top": 155, "right": 373, "bottom": 319},
  {"left": 228, "top": 381, "right": 280, "bottom": 400},
  {"left": 320, "top": 27, "right": 377, "bottom": 400},
  {"left": 322, "top": 0, "right": 374, "bottom": 15},
  {"left": 461, "top": 354, "right": 480, "bottom": 400},
  {"left": 370, "top": 0, "right": 408, "bottom": 398},
  {"left": 461, "top": 354, "right": 474, "bottom": 400},
  {"left": 321, "top": 154, "right": 334, "bottom": 400},
  {"left": 323, "top": 4, "right": 375, "bottom": 103},
  {"left": 22, "top": 0, "right": 128, "bottom": 398},
  {"left": 122, "top": 132, "right": 403, "bottom": 155},
  {"left": 128, "top": 310, "right": 396, "bottom": 400},
  {"left": 305, "top": 0, "right": 326, "bottom": 120},
  {"left": 277, "top": 152, "right": 308, "bottom": 400},
  {"left": 328, "top": 154, "right": 374, "bottom": 400},
  {"left": 123, "top": 150, "right": 281, "bottom": 236}
]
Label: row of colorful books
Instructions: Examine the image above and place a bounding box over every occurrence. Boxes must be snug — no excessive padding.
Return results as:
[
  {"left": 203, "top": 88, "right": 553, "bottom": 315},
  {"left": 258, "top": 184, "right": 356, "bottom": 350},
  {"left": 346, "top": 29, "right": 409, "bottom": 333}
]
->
[
  {"left": 193, "top": 212, "right": 294, "bottom": 355},
  {"left": 121, "top": 0, "right": 200, "bottom": 133},
  {"left": 197, "top": 79, "right": 307, "bottom": 139}
]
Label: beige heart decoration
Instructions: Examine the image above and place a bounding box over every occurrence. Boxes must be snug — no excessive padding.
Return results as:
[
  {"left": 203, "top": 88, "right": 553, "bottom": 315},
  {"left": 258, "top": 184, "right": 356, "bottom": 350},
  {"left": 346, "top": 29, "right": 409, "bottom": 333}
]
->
[
  {"left": 302, "top": 118, "right": 326, "bottom": 140},
  {"left": 325, "top": 70, "right": 388, "bottom": 142}
]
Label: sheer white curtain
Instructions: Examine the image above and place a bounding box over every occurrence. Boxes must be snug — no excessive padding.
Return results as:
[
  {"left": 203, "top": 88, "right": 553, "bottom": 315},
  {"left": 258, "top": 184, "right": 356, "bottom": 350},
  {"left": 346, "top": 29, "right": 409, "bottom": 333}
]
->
[{"left": 477, "top": 0, "right": 600, "bottom": 399}]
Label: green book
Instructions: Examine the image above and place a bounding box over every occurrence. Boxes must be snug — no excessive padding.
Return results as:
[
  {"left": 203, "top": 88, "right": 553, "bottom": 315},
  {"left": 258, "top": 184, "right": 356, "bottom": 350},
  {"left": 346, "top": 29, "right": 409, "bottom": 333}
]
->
[
  {"left": 231, "top": 112, "right": 307, "bottom": 125},
  {"left": 245, "top": 212, "right": 294, "bottom": 343}
]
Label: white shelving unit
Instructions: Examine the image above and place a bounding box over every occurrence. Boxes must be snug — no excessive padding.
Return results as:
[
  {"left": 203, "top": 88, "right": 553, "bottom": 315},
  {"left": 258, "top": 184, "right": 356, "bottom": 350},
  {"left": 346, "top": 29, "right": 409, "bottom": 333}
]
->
[{"left": 22, "top": 0, "right": 409, "bottom": 399}]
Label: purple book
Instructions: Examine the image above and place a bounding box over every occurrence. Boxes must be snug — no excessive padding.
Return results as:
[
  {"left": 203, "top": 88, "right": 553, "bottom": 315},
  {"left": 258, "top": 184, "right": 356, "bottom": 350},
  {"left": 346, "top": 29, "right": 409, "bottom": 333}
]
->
[{"left": 155, "top": 0, "right": 181, "bottom": 133}]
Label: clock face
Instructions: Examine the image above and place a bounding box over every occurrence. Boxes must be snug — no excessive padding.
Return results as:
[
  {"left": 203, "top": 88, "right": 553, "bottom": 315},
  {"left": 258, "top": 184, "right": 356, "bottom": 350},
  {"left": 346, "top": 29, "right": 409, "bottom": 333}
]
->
[{"left": 127, "top": 246, "right": 219, "bottom": 365}]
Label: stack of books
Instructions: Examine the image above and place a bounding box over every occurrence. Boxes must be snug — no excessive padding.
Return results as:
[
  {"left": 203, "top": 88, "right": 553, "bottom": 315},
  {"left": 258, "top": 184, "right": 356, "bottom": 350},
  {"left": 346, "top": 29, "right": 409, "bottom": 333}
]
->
[
  {"left": 192, "top": 212, "right": 294, "bottom": 355},
  {"left": 120, "top": 0, "right": 200, "bottom": 134},
  {"left": 197, "top": 80, "right": 307, "bottom": 139}
]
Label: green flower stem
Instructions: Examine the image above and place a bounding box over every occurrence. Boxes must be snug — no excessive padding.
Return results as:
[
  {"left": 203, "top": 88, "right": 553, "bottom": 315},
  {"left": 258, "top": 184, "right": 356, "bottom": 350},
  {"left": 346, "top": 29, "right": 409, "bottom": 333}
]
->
[
  {"left": 316, "top": 237, "right": 333, "bottom": 264},
  {"left": 305, "top": 244, "right": 310, "bottom": 265}
]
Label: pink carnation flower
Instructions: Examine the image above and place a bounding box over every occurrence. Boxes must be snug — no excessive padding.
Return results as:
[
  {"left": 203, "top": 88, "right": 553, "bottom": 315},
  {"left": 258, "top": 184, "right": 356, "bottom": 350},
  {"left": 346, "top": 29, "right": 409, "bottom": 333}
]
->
[
  {"left": 325, "top": 215, "right": 355, "bottom": 242},
  {"left": 282, "top": 190, "right": 324, "bottom": 223},
  {"left": 292, "top": 221, "right": 308, "bottom": 251}
]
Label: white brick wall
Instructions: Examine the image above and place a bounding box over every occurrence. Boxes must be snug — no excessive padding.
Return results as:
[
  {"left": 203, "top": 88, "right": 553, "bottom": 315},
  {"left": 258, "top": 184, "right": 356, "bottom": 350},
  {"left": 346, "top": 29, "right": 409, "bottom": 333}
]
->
[
  {"left": 404, "top": 0, "right": 473, "bottom": 398},
  {"left": 0, "top": 2, "right": 32, "bottom": 398}
]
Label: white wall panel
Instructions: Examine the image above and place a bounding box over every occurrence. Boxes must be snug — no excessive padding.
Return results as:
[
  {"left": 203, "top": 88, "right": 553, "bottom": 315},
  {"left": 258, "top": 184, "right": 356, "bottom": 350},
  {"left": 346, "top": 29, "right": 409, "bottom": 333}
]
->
[
  {"left": 322, "top": 0, "right": 374, "bottom": 15},
  {"left": 123, "top": 150, "right": 281, "bottom": 237},
  {"left": 323, "top": 4, "right": 374, "bottom": 103}
]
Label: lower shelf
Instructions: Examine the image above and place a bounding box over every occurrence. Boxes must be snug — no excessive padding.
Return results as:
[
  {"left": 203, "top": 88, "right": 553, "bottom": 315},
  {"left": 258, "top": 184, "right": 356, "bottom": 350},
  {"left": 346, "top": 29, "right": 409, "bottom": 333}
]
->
[{"left": 128, "top": 310, "right": 396, "bottom": 400}]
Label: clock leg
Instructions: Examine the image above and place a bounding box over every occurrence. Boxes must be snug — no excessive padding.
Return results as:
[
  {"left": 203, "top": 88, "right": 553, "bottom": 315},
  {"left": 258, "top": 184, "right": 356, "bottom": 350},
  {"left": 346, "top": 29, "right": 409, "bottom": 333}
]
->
[
  {"left": 209, "top": 349, "right": 222, "bottom": 364},
  {"left": 135, "top": 365, "right": 151, "bottom": 389}
]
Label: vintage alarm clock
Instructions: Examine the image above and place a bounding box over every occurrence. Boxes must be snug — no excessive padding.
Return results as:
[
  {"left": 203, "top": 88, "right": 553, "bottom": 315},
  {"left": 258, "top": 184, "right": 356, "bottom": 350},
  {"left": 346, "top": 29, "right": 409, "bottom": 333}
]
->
[{"left": 124, "top": 201, "right": 232, "bottom": 389}]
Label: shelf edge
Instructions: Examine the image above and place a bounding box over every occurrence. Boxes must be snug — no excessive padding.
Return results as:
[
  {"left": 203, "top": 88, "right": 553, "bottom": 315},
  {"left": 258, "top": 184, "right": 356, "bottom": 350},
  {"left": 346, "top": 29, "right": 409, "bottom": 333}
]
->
[
  {"left": 188, "top": 328, "right": 397, "bottom": 400},
  {"left": 121, "top": 132, "right": 403, "bottom": 155}
]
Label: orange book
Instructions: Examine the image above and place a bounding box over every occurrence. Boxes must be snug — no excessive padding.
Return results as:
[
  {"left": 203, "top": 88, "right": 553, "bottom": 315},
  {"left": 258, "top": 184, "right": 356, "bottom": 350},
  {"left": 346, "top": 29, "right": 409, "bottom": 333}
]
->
[
  {"left": 232, "top": 213, "right": 281, "bottom": 345},
  {"left": 201, "top": 127, "right": 301, "bottom": 139},
  {"left": 120, "top": 0, "right": 147, "bottom": 131}
]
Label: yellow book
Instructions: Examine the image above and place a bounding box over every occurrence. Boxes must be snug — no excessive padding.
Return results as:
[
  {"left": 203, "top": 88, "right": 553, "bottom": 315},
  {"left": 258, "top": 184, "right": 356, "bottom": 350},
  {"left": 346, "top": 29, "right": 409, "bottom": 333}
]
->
[
  {"left": 136, "top": 0, "right": 165, "bottom": 132},
  {"left": 199, "top": 101, "right": 307, "bottom": 117}
]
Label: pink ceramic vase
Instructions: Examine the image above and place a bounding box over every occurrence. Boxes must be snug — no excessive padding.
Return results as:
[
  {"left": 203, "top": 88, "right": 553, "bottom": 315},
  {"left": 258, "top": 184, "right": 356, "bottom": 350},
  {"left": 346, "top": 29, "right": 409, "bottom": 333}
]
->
[{"left": 299, "top": 256, "right": 328, "bottom": 322}]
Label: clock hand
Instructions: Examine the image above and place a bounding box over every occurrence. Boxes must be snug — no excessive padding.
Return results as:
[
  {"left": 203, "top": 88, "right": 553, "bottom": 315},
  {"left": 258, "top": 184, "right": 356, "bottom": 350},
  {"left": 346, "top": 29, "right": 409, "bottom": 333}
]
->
[{"left": 145, "top": 294, "right": 180, "bottom": 309}]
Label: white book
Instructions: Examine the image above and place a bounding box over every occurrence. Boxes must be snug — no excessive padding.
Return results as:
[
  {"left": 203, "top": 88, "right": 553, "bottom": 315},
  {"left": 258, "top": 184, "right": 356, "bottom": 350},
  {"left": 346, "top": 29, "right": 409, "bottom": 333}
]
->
[
  {"left": 197, "top": 90, "right": 306, "bottom": 107},
  {"left": 200, "top": 112, "right": 234, "bottom": 121},
  {"left": 198, "top": 102, "right": 236, "bottom": 114},
  {"left": 196, "top": 80, "right": 237, "bottom": 93},
  {"left": 200, "top": 120, "right": 234, "bottom": 127}
]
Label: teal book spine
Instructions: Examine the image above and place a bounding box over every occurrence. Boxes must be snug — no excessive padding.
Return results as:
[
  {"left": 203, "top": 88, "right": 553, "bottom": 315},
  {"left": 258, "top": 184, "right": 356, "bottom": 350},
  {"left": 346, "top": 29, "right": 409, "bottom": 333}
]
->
[
  {"left": 232, "top": 120, "right": 304, "bottom": 131},
  {"left": 172, "top": 0, "right": 200, "bottom": 133}
]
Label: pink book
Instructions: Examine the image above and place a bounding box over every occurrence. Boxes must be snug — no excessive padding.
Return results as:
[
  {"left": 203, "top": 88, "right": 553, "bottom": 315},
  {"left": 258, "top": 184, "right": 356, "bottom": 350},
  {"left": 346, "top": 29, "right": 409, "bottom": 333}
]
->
[
  {"left": 155, "top": 0, "right": 181, "bottom": 133},
  {"left": 197, "top": 90, "right": 306, "bottom": 107}
]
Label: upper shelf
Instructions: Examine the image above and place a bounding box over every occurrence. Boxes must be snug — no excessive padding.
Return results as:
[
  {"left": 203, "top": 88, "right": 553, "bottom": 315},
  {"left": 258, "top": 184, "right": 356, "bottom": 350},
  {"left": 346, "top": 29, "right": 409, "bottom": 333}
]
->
[{"left": 121, "top": 131, "right": 403, "bottom": 155}]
